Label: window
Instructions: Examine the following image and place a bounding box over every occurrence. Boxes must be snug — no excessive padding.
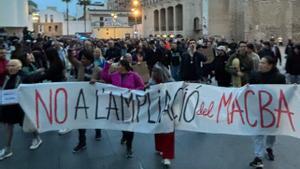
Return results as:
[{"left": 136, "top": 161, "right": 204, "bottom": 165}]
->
[
  {"left": 55, "top": 25, "right": 58, "bottom": 32},
  {"left": 48, "top": 26, "right": 52, "bottom": 32},
  {"left": 50, "top": 15, "right": 54, "bottom": 23},
  {"left": 45, "top": 15, "right": 48, "bottom": 22},
  {"left": 194, "top": 17, "right": 200, "bottom": 31}
]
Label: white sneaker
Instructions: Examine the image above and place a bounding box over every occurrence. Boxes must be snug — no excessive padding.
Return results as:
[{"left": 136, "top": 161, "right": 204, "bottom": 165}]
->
[
  {"left": 58, "top": 128, "right": 72, "bottom": 135},
  {"left": 0, "top": 148, "right": 13, "bottom": 161},
  {"left": 162, "top": 159, "right": 171, "bottom": 166},
  {"left": 29, "top": 138, "right": 43, "bottom": 150}
]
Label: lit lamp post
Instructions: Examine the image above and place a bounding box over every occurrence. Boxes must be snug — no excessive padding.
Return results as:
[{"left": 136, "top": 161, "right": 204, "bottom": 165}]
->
[
  {"left": 131, "top": 0, "right": 140, "bottom": 38},
  {"left": 111, "top": 12, "right": 118, "bottom": 38},
  {"left": 32, "top": 12, "right": 40, "bottom": 33}
]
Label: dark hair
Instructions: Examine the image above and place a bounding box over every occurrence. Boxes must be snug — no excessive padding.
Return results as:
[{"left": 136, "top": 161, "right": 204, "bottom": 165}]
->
[
  {"left": 247, "top": 43, "right": 255, "bottom": 51},
  {"left": 119, "top": 59, "right": 133, "bottom": 71},
  {"left": 263, "top": 41, "right": 271, "bottom": 47},
  {"left": 79, "top": 49, "right": 94, "bottom": 62},
  {"left": 46, "top": 48, "right": 63, "bottom": 67},
  {"left": 262, "top": 56, "right": 276, "bottom": 66},
  {"left": 0, "top": 44, "right": 5, "bottom": 50},
  {"left": 196, "top": 44, "right": 203, "bottom": 50}
]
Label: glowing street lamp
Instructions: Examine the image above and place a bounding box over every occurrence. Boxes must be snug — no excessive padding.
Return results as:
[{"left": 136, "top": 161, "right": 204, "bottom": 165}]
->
[{"left": 133, "top": 0, "right": 139, "bottom": 7}]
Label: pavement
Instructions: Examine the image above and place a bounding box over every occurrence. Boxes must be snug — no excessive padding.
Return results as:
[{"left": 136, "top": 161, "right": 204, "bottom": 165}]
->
[{"left": 1, "top": 125, "right": 300, "bottom": 169}]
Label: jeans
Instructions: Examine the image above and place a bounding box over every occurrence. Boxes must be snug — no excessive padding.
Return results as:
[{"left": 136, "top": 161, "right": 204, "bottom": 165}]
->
[
  {"left": 171, "top": 65, "right": 180, "bottom": 81},
  {"left": 122, "top": 131, "right": 134, "bottom": 151},
  {"left": 78, "top": 129, "right": 102, "bottom": 144},
  {"left": 253, "top": 135, "right": 276, "bottom": 158},
  {"left": 287, "top": 74, "right": 300, "bottom": 84}
]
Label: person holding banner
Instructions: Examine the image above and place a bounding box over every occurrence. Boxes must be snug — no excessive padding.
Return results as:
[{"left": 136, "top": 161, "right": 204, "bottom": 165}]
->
[
  {"left": 101, "top": 59, "right": 144, "bottom": 158},
  {"left": 0, "top": 59, "right": 25, "bottom": 160},
  {"left": 0, "top": 46, "right": 8, "bottom": 88},
  {"left": 148, "top": 62, "right": 175, "bottom": 167},
  {"left": 67, "top": 48, "right": 102, "bottom": 153},
  {"left": 249, "top": 56, "right": 286, "bottom": 169}
]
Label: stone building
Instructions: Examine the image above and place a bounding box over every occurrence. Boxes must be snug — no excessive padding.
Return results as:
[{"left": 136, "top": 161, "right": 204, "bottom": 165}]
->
[{"left": 141, "top": 0, "right": 300, "bottom": 41}]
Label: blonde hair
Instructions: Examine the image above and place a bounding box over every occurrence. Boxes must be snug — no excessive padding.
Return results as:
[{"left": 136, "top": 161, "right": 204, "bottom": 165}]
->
[{"left": 8, "top": 59, "right": 23, "bottom": 70}]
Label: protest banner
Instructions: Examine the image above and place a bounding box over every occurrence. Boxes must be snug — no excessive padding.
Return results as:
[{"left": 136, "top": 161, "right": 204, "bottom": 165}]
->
[{"left": 16, "top": 82, "right": 300, "bottom": 138}]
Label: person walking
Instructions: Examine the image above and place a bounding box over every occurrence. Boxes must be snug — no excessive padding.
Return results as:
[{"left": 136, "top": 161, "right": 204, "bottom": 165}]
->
[
  {"left": 249, "top": 56, "right": 286, "bottom": 169},
  {"left": 101, "top": 59, "right": 144, "bottom": 158}
]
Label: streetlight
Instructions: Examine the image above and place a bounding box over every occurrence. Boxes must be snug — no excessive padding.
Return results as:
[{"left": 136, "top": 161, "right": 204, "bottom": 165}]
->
[
  {"left": 132, "top": 9, "right": 139, "bottom": 38},
  {"left": 111, "top": 12, "right": 118, "bottom": 38},
  {"left": 133, "top": 0, "right": 139, "bottom": 6}
]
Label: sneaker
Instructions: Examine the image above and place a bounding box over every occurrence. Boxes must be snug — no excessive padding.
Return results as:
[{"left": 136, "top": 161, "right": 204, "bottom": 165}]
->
[
  {"left": 126, "top": 149, "right": 133, "bottom": 158},
  {"left": 0, "top": 148, "right": 13, "bottom": 161},
  {"left": 249, "top": 157, "right": 264, "bottom": 168},
  {"left": 72, "top": 143, "right": 86, "bottom": 153},
  {"left": 162, "top": 159, "right": 171, "bottom": 166},
  {"left": 266, "top": 148, "right": 274, "bottom": 161},
  {"left": 29, "top": 138, "right": 43, "bottom": 150},
  {"left": 120, "top": 137, "right": 127, "bottom": 145},
  {"left": 95, "top": 133, "right": 102, "bottom": 141},
  {"left": 58, "top": 129, "right": 72, "bottom": 135}
]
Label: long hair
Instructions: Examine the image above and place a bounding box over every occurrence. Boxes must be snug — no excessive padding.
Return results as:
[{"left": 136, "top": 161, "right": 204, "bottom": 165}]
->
[
  {"left": 45, "top": 48, "right": 64, "bottom": 69},
  {"left": 151, "top": 62, "right": 172, "bottom": 83},
  {"left": 119, "top": 59, "right": 133, "bottom": 71}
]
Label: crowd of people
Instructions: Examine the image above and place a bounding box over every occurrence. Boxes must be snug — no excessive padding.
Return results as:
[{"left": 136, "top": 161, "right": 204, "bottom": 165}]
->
[{"left": 0, "top": 32, "right": 300, "bottom": 168}]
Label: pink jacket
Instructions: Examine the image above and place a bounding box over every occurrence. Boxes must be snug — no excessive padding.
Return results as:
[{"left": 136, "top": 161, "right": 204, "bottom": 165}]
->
[
  {"left": 0, "top": 59, "right": 8, "bottom": 87},
  {"left": 101, "top": 63, "right": 144, "bottom": 90}
]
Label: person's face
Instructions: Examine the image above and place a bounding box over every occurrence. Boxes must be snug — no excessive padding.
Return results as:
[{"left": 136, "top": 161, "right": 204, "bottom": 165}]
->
[
  {"left": 0, "top": 49, "right": 6, "bottom": 59},
  {"left": 217, "top": 50, "right": 225, "bottom": 56},
  {"left": 94, "top": 49, "right": 101, "bottom": 58},
  {"left": 171, "top": 43, "right": 177, "bottom": 49},
  {"left": 108, "top": 41, "right": 114, "bottom": 48},
  {"left": 137, "top": 54, "right": 143, "bottom": 62},
  {"left": 259, "top": 58, "right": 273, "bottom": 73},
  {"left": 81, "top": 56, "right": 91, "bottom": 66},
  {"left": 84, "top": 41, "right": 92, "bottom": 48},
  {"left": 246, "top": 47, "right": 252, "bottom": 53},
  {"left": 117, "top": 63, "right": 127, "bottom": 73},
  {"left": 239, "top": 43, "right": 247, "bottom": 54},
  {"left": 7, "top": 61, "right": 21, "bottom": 75},
  {"left": 125, "top": 54, "right": 132, "bottom": 63},
  {"left": 27, "top": 53, "right": 35, "bottom": 63},
  {"left": 189, "top": 41, "right": 196, "bottom": 49}
]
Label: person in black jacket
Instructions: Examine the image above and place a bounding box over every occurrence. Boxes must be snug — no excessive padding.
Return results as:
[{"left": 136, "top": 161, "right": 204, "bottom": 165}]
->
[
  {"left": 258, "top": 41, "right": 276, "bottom": 63},
  {"left": 180, "top": 40, "right": 206, "bottom": 82},
  {"left": 285, "top": 44, "right": 300, "bottom": 84},
  {"left": 105, "top": 40, "right": 121, "bottom": 62},
  {"left": 214, "top": 46, "right": 231, "bottom": 87},
  {"left": 249, "top": 56, "right": 286, "bottom": 169}
]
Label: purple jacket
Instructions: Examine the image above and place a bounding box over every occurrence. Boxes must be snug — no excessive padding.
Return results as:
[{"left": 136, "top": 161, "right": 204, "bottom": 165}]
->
[{"left": 101, "top": 63, "right": 144, "bottom": 90}]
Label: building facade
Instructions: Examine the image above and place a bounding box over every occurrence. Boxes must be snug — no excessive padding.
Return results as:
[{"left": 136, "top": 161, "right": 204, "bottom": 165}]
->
[
  {"left": 142, "top": 0, "right": 300, "bottom": 41},
  {"left": 0, "top": 0, "right": 29, "bottom": 36},
  {"left": 142, "top": 0, "right": 232, "bottom": 39},
  {"left": 33, "top": 7, "right": 64, "bottom": 36},
  {"left": 107, "top": 0, "right": 131, "bottom": 10}
]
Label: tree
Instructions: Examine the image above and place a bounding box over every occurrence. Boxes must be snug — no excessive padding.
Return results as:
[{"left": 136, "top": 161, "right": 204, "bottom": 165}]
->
[
  {"left": 62, "top": 0, "right": 72, "bottom": 35},
  {"left": 78, "top": 0, "right": 91, "bottom": 33}
]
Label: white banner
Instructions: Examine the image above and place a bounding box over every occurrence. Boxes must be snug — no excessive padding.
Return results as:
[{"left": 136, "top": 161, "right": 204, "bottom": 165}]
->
[{"left": 15, "top": 82, "right": 300, "bottom": 138}]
